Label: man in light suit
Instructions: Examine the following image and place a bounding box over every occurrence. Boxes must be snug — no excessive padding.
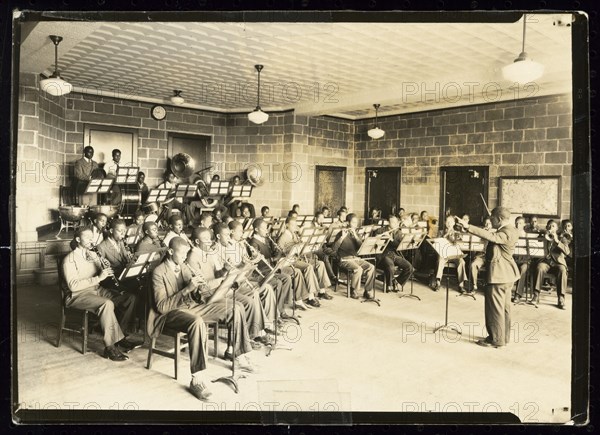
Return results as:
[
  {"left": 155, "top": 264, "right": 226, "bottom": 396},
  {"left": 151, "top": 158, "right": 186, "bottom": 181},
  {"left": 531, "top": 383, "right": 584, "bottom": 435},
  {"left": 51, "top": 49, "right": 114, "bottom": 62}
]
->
[
  {"left": 96, "top": 218, "right": 138, "bottom": 293},
  {"left": 149, "top": 237, "right": 254, "bottom": 401},
  {"left": 533, "top": 220, "right": 571, "bottom": 309},
  {"left": 456, "top": 207, "right": 520, "bottom": 348},
  {"left": 73, "top": 146, "right": 99, "bottom": 205}
]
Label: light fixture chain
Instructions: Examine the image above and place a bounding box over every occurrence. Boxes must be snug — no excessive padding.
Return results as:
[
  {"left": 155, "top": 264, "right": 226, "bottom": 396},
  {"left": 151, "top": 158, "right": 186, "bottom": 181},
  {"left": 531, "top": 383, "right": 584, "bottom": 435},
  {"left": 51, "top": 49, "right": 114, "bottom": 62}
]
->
[{"left": 522, "top": 14, "right": 527, "bottom": 53}]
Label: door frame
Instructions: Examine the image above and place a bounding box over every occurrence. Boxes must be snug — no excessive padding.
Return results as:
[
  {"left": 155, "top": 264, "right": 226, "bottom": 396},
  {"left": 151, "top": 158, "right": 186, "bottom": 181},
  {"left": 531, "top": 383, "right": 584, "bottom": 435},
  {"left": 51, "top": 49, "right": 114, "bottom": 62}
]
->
[
  {"left": 84, "top": 124, "right": 139, "bottom": 166},
  {"left": 365, "top": 166, "right": 401, "bottom": 218},
  {"left": 167, "top": 133, "right": 212, "bottom": 161},
  {"left": 314, "top": 165, "right": 347, "bottom": 214},
  {"left": 439, "top": 166, "right": 489, "bottom": 228}
]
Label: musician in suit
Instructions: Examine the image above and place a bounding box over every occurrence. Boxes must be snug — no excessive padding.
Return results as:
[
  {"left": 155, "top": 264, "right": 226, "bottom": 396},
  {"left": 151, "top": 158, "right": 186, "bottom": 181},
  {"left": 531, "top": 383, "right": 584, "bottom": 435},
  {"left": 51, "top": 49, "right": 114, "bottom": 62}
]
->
[
  {"left": 73, "top": 146, "right": 99, "bottom": 206},
  {"left": 63, "top": 227, "right": 140, "bottom": 361},
  {"left": 137, "top": 171, "right": 149, "bottom": 204},
  {"left": 431, "top": 215, "right": 467, "bottom": 292},
  {"left": 512, "top": 216, "right": 530, "bottom": 303},
  {"left": 309, "top": 212, "right": 337, "bottom": 282},
  {"left": 96, "top": 218, "right": 140, "bottom": 292},
  {"left": 188, "top": 227, "right": 272, "bottom": 345},
  {"left": 331, "top": 213, "right": 376, "bottom": 300},
  {"left": 278, "top": 216, "right": 332, "bottom": 304},
  {"left": 149, "top": 236, "right": 255, "bottom": 401},
  {"left": 162, "top": 215, "right": 193, "bottom": 248},
  {"left": 374, "top": 215, "right": 414, "bottom": 291},
  {"left": 90, "top": 212, "right": 108, "bottom": 246},
  {"left": 249, "top": 218, "right": 308, "bottom": 312},
  {"left": 532, "top": 220, "right": 571, "bottom": 309},
  {"left": 525, "top": 215, "right": 542, "bottom": 234},
  {"left": 135, "top": 222, "right": 168, "bottom": 254},
  {"left": 456, "top": 207, "right": 520, "bottom": 348}
]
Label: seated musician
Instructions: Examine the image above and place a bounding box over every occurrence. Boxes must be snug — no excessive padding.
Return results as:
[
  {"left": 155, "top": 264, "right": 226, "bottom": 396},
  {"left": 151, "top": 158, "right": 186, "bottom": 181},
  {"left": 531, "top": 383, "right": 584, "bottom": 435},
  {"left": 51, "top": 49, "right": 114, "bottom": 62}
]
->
[
  {"left": 62, "top": 227, "right": 140, "bottom": 361},
  {"left": 162, "top": 215, "right": 193, "bottom": 248},
  {"left": 73, "top": 146, "right": 99, "bottom": 206},
  {"left": 431, "top": 215, "right": 467, "bottom": 292},
  {"left": 525, "top": 215, "right": 542, "bottom": 234},
  {"left": 366, "top": 207, "right": 381, "bottom": 225},
  {"left": 330, "top": 208, "right": 348, "bottom": 230},
  {"left": 247, "top": 218, "right": 296, "bottom": 318},
  {"left": 212, "top": 207, "right": 224, "bottom": 225},
  {"left": 409, "top": 213, "right": 420, "bottom": 228},
  {"left": 135, "top": 221, "right": 167, "bottom": 254},
  {"left": 189, "top": 226, "right": 273, "bottom": 346},
  {"left": 331, "top": 213, "right": 376, "bottom": 300},
  {"left": 374, "top": 215, "right": 414, "bottom": 291},
  {"left": 260, "top": 206, "right": 270, "bottom": 218},
  {"left": 157, "top": 171, "right": 195, "bottom": 226},
  {"left": 198, "top": 211, "right": 214, "bottom": 238},
  {"left": 310, "top": 212, "right": 337, "bottom": 283},
  {"left": 532, "top": 220, "right": 571, "bottom": 309},
  {"left": 96, "top": 219, "right": 139, "bottom": 293},
  {"left": 149, "top": 236, "right": 255, "bottom": 401},
  {"left": 512, "top": 216, "right": 530, "bottom": 303},
  {"left": 127, "top": 210, "right": 145, "bottom": 239},
  {"left": 420, "top": 210, "right": 436, "bottom": 238},
  {"left": 399, "top": 209, "right": 412, "bottom": 228},
  {"left": 468, "top": 216, "right": 492, "bottom": 294},
  {"left": 321, "top": 206, "right": 331, "bottom": 218},
  {"left": 91, "top": 212, "right": 108, "bottom": 246},
  {"left": 278, "top": 216, "right": 333, "bottom": 303},
  {"left": 136, "top": 171, "right": 149, "bottom": 205}
]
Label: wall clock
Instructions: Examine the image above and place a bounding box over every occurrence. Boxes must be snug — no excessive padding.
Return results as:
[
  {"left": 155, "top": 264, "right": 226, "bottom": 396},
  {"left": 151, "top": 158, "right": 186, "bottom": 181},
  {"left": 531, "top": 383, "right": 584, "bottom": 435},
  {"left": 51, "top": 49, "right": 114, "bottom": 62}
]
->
[{"left": 151, "top": 105, "right": 167, "bottom": 121}]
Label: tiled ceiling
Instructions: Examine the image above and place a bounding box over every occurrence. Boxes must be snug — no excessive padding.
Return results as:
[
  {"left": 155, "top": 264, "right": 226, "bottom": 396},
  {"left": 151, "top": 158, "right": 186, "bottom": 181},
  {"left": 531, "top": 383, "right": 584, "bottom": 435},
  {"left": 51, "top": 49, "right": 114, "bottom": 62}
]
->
[{"left": 20, "top": 15, "right": 573, "bottom": 119}]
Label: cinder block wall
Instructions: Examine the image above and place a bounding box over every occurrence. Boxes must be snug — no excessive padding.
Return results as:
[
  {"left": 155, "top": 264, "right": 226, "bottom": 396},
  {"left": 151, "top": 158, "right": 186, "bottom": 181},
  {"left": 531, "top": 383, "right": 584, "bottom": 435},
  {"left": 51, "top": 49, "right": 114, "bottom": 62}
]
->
[{"left": 353, "top": 94, "right": 572, "bottom": 222}]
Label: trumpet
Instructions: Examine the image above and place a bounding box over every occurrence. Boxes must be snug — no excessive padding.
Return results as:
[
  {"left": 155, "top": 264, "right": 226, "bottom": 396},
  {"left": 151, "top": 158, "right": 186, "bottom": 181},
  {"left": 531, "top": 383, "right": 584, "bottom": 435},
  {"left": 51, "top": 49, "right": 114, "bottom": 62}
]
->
[
  {"left": 89, "top": 245, "right": 119, "bottom": 288},
  {"left": 184, "top": 260, "right": 210, "bottom": 304},
  {"left": 545, "top": 231, "right": 559, "bottom": 243}
]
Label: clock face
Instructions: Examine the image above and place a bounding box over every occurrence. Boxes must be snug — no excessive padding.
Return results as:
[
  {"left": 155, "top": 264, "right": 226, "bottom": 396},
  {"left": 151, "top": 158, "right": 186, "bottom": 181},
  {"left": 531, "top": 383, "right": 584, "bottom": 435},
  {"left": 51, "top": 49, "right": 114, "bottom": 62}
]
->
[{"left": 151, "top": 105, "right": 167, "bottom": 121}]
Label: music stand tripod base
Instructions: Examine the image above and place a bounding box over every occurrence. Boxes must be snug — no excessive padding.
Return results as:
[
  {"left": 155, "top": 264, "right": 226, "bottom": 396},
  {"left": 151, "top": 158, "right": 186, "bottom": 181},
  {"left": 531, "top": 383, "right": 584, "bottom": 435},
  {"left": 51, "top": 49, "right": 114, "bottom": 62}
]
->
[
  {"left": 456, "top": 291, "right": 476, "bottom": 301},
  {"left": 433, "top": 274, "right": 462, "bottom": 335},
  {"left": 361, "top": 291, "right": 381, "bottom": 306}
]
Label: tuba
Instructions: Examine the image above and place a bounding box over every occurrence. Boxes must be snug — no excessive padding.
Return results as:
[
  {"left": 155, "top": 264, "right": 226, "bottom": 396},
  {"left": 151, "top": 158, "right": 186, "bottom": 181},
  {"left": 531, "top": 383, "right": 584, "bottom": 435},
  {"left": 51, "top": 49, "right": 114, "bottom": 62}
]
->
[
  {"left": 170, "top": 153, "right": 196, "bottom": 180},
  {"left": 244, "top": 165, "right": 264, "bottom": 187}
]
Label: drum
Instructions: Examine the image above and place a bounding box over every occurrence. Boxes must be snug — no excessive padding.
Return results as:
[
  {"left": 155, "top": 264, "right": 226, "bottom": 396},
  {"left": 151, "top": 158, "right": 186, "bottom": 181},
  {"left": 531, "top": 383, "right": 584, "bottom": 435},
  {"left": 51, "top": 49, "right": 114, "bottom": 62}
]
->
[
  {"left": 144, "top": 214, "right": 158, "bottom": 223},
  {"left": 89, "top": 204, "right": 119, "bottom": 219},
  {"left": 142, "top": 202, "right": 160, "bottom": 214},
  {"left": 121, "top": 190, "right": 142, "bottom": 218}
]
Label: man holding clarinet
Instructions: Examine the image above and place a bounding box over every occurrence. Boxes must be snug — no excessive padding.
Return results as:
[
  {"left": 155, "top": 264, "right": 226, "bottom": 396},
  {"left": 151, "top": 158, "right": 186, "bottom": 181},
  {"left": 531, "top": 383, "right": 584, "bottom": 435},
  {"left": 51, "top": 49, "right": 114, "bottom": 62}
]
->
[{"left": 455, "top": 207, "right": 520, "bottom": 348}]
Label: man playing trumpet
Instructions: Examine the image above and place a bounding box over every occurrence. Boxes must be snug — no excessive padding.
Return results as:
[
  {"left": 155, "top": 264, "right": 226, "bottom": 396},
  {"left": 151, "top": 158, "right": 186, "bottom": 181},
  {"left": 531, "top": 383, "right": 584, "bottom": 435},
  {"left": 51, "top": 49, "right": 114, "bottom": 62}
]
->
[{"left": 374, "top": 215, "right": 414, "bottom": 292}]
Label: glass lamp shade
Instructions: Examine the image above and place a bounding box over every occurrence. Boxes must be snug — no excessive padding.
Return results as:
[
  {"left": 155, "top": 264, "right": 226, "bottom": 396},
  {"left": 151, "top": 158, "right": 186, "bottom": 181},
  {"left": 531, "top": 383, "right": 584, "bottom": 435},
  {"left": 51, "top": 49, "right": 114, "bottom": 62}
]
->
[
  {"left": 502, "top": 53, "right": 544, "bottom": 84},
  {"left": 367, "top": 127, "right": 385, "bottom": 139},
  {"left": 170, "top": 95, "right": 185, "bottom": 105},
  {"left": 248, "top": 108, "right": 269, "bottom": 124},
  {"left": 40, "top": 76, "right": 73, "bottom": 96}
]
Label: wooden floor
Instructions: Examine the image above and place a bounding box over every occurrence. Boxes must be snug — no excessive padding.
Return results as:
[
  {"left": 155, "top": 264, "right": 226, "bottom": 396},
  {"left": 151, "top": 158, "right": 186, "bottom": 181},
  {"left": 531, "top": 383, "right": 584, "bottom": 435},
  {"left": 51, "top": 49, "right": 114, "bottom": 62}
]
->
[{"left": 15, "top": 278, "right": 572, "bottom": 422}]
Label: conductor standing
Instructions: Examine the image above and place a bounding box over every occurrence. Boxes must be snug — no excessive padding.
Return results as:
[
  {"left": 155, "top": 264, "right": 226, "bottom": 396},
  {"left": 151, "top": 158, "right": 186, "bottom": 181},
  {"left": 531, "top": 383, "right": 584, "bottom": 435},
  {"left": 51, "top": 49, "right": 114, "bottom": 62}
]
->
[{"left": 455, "top": 207, "right": 520, "bottom": 348}]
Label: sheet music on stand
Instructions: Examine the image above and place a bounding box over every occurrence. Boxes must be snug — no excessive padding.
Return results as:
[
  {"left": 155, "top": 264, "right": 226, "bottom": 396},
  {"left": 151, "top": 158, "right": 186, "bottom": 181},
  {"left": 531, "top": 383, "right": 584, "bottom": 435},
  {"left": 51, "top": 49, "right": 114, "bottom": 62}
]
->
[
  {"left": 457, "top": 233, "right": 485, "bottom": 253},
  {"left": 243, "top": 218, "right": 255, "bottom": 231},
  {"left": 174, "top": 184, "right": 198, "bottom": 199},
  {"left": 357, "top": 236, "right": 390, "bottom": 256},
  {"left": 357, "top": 225, "right": 375, "bottom": 239},
  {"left": 526, "top": 237, "right": 546, "bottom": 258},
  {"left": 376, "top": 219, "right": 389, "bottom": 227},
  {"left": 397, "top": 230, "right": 427, "bottom": 252},
  {"left": 321, "top": 217, "right": 334, "bottom": 226},
  {"left": 269, "top": 219, "right": 285, "bottom": 238},
  {"left": 209, "top": 181, "right": 231, "bottom": 196},
  {"left": 230, "top": 184, "right": 253, "bottom": 198},
  {"left": 118, "top": 250, "right": 165, "bottom": 281},
  {"left": 299, "top": 226, "right": 326, "bottom": 243},
  {"left": 297, "top": 215, "right": 314, "bottom": 227},
  {"left": 85, "top": 178, "right": 114, "bottom": 194},
  {"left": 428, "top": 238, "right": 465, "bottom": 260},
  {"left": 327, "top": 227, "right": 343, "bottom": 244},
  {"left": 125, "top": 226, "right": 142, "bottom": 248},
  {"left": 115, "top": 166, "right": 140, "bottom": 184},
  {"left": 147, "top": 188, "right": 171, "bottom": 203},
  {"left": 300, "top": 233, "right": 327, "bottom": 256}
]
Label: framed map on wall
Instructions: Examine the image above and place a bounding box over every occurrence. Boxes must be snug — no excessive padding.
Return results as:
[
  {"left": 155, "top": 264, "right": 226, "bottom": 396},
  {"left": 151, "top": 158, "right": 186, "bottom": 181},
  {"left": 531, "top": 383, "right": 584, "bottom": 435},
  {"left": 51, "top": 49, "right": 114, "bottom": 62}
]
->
[{"left": 499, "top": 176, "right": 561, "bottom": 218}]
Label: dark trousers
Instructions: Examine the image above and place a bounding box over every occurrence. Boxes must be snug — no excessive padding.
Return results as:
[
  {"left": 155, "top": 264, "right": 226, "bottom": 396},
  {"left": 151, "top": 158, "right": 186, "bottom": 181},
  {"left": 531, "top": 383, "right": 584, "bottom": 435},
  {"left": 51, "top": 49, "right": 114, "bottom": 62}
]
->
[
  {"left": 378, "top": 252, "right": 413, "bottom": 287},
  {"left": 535, "top": 260, "right": 568, "bottom": 298},
  {"left": 315, "top": 246, "right": 336, "bottom": 280},
  {"left": 514, "top": 261, "right": 529, "bottom": 297},
  {"left": 484, "top": 283, "right": 513, "bottom": 346},
  {"left": 65, "top": 287, "right": 136, "bottom": 347},
  {"left": 163, "top": 300, "right": 252, "bottom": 374}
]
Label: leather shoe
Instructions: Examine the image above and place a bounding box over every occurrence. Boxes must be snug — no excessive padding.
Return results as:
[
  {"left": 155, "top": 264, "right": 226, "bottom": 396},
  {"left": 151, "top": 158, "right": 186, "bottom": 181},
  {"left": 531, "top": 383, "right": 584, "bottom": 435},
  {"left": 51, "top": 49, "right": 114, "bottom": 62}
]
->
[
  {"left": 294, "top": 300, "right": 308, "bottom": 311},
  {"left": 254, "top": 335, "right": 273, "bottom": 346},
  {"left": 431, "top": 280, "right": 440, "bottom": 292},
  {"left": 318, "top": 292, "right": 333, "bottom": 300},
  {"left": 476, "top": 339, "right": 500, "bottom": 348},
  {"left": 103, "top": 346, "right": 128, "bottom": 361},
  {"left": 223, "top": 349, "right": 234, "bottom": 361},
  {"left": 116, "top": 338, "right": 143, "bottom": 353},
  {"left": 362, "top": 291, "right": 372, "bottom": 300},
  {"left": 306, "top": 298, "right": 321, "bottom": 308},
  {"left": 531, "top": 293, "right": 540, "bottom": 304},
  {"left": 512, "top": 294, "right": 521, "bottom": 304},
  {"left": 558, "top": 296, "right": 566, "bottom": 310},
  {"left": 350, "top": 291, "right": 359, "bottom": 299},
  {"left": 189, "top": 379, "right": 212, "bottom": 401}
]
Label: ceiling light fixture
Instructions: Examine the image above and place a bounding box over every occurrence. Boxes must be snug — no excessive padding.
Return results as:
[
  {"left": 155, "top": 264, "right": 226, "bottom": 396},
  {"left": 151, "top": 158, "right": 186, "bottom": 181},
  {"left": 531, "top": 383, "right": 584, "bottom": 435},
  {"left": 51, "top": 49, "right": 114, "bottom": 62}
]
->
[
  {"left": 502, "top": 15, "right": 545, "bottom": 84},
  {"left": 170, "top": 90, "right": 185, "bottom": 105},
  {"left": 367, "top": 104, "right": 385, "bottom": 139},
  {"left": 248, "top": 64, "right": 269, "bottom": 124},
  {"left": 39, "top": 35, "right": 73, "bottom": 97}
]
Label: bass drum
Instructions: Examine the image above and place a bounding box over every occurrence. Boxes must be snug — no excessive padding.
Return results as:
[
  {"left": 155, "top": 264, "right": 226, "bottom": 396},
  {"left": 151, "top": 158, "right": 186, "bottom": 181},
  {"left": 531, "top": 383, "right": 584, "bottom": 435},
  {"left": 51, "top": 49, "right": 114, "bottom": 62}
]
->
[{"left": 120, "top": 190, "right": 141, "bottom": 218}]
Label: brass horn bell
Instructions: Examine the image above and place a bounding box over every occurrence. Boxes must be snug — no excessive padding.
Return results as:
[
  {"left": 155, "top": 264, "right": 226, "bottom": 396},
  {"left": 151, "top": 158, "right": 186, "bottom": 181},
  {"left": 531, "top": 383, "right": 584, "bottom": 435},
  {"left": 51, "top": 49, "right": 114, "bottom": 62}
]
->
[{"left": 170, "top": 153, "right": 196, "bottom": 179}]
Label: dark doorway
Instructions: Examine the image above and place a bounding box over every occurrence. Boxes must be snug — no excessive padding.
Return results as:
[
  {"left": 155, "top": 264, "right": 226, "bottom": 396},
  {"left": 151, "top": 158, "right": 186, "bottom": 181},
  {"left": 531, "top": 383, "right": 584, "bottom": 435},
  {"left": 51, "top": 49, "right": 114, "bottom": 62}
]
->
[
  {"left": 315, "top": 166, "right": 346, "bottom": 215},
  {"left": 168, "top": 134, "right": 211, "bottom": 178},
  {"left": 440, "top": 166, "right": 489, "bottom": 229},
  {"left": 365, "top": 167, "right": 401, "bottom": 219}
]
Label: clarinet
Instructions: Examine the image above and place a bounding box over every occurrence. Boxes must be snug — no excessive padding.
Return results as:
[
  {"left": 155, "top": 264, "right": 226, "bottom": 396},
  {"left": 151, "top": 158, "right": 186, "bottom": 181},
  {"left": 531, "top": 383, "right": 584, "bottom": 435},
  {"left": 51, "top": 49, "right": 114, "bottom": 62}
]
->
[
  {"left": 184, "top": 260, "right": 210, "bottom": 304},
  {"left": 89, "top": 245, "right": 119, "bottom": 288}
]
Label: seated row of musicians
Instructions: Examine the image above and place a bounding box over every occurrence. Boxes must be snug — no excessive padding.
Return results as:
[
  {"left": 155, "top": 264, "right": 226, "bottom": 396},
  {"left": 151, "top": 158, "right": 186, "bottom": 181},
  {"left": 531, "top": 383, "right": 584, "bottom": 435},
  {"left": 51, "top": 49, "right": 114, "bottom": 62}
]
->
[{"left": 429, "top": 215, "right": 468, "bottom": 293}]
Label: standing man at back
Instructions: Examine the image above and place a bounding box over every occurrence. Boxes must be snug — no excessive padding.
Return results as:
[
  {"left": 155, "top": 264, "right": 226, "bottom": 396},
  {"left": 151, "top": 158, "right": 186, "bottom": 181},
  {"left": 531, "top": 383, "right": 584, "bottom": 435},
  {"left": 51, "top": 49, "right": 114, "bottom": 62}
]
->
[{"left": 456, "top": 207, "right": 520, "bottom": 348}]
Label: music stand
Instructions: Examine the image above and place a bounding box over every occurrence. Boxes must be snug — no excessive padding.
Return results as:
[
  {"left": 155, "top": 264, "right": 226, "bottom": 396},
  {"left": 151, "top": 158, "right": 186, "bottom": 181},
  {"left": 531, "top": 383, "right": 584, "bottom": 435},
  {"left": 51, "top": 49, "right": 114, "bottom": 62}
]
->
[
  {"left": 428, "top": 238, "right": 464, "bottom": 335},
  {"left": 270, "top": 219, "right": 285, "bottom": 239},
  {"left": 118, "top": 250, "right": 165, "bottom": 282},
  {"left": 212, "top": 267, "right": 252, "bottom": 393},
  {"left": 85, "top": 178, "right": 114, "bottom": 195},
  {"left": 230, "top": 184, "right": 253, "bottom": 198},
  {"left": 357, "top": 236, "right": 390, "bottom": 306},
  {"left": 243, "top": 218, "right": 255, "bottom": 231},
  {"left": 327, "top": 227, "right": 343, "bottom": 245},
  {"left": 209, "top": 181, "right": 231, "bottom": 196},
  {"left": 174, "top": 184, "right": 198, "bottom": 199},
  {"left": 125, "top": 226, "right": 142, "bottom": 250},
  {"left": 322, "top": 217, "right": 334, "bottom": 226},
  {"left": 115, "top": 166, "right": 139, "bottom": 184},
  {"left": 518, "top": 236, "right": 545, "bottom": 307},
  {"left": 300, "top": 233, "right": 327, "bottom": 256},
  {"left": 147, "top": 188, "right": 171, "bottom": 203},
  {"left": 396, "top": 230, "right": 426, "bottom": 301}
]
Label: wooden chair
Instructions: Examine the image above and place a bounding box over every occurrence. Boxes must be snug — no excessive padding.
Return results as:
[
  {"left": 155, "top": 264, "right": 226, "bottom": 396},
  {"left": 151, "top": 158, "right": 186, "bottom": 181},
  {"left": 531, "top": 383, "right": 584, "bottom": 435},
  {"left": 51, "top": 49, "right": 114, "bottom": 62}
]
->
[
  {"left": 55, "top": 255, "right": 97, "bottom": 354},
  {"left": 333, "top": 259, "right": 353, "bottom": 298}
]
